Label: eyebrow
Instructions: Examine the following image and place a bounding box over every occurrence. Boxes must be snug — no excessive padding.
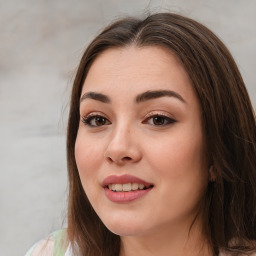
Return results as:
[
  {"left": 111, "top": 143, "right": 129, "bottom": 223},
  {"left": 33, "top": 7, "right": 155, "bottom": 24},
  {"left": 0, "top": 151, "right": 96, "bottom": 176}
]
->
[
  {"left": 135, "top": 90, "right": 186, "bottom": 104},
  {"left": 80, "top": 90, "right": 186, "bottom": 104},
  {"left": 80, "top": 92, "right": 111, "bottom": 103}
]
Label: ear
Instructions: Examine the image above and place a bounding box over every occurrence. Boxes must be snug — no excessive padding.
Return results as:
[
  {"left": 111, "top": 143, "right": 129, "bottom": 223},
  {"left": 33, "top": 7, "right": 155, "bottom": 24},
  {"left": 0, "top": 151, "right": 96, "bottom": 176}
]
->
[{"left": 209, "top": 165, "right": 216, "bottom": 182}]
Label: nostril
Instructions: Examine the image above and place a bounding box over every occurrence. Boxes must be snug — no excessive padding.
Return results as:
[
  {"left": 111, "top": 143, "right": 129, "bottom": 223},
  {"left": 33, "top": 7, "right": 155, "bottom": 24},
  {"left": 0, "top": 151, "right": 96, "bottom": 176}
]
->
[
  {"left": 106, "top": 156, "right": 113, "bottom": 163},
  {"left": 122, "top": 156, "right": 132, "bottom": 161}
]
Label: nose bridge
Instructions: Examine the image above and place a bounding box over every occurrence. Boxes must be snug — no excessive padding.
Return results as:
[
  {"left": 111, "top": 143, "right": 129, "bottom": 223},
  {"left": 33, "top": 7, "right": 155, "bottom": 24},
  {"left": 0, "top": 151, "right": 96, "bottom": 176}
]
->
[
  {"left": 104, "top": 119, "right": 141, "bottom": 164},
  {"left": 108, "top": 120, "right": 133, "bottom": 152}
]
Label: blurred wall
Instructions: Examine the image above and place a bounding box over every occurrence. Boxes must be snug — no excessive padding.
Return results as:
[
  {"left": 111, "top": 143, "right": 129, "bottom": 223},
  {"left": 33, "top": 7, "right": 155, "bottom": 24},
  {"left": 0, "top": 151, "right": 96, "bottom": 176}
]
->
[{"left": 0, "top": 1, "right": 255, "bottom": 255}]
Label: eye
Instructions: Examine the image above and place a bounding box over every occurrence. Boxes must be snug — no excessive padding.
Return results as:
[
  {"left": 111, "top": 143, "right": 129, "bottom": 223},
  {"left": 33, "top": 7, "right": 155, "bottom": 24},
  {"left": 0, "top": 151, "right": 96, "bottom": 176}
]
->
[
  {"left": 81, "top": 115, "right": 111, "bottom": 127},
  {"left": 144, "top": 114, "right": 176, "bottom": 126}
]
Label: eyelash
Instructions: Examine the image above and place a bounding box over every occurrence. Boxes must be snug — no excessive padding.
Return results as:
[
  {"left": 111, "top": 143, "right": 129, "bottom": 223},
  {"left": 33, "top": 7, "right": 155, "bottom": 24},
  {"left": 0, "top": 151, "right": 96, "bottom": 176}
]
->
[
  {"left": 143, "top": 114, "right": 176, "bottom": 126},
  {"left": 81, "top": 114, "right": 111, "bottom": 127},
  {"left": 81, "top": 113, "right": 176, "bottom": 127}
]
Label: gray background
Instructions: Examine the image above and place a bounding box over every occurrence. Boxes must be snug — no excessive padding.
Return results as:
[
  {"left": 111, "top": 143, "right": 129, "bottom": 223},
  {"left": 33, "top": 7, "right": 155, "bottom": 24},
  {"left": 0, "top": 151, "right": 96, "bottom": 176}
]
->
[{"left": 0, "top": 1, "right": 255, "bottom": 256}]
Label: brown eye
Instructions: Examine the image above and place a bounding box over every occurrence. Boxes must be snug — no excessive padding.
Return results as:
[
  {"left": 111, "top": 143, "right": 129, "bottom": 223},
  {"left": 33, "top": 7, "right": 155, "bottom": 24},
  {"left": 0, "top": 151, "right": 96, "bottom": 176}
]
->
[
  {"left": 82, "top": 115, "right": 110, "bottom": 127},
  {"left": 152, "top": 116, "right": 166, "bottom": 125},
  {"left": 94, "top": 116, "right": 107, "bottom": 126},
  {"left": 145, "top": 115, "right": 176, "bottom": 126}
]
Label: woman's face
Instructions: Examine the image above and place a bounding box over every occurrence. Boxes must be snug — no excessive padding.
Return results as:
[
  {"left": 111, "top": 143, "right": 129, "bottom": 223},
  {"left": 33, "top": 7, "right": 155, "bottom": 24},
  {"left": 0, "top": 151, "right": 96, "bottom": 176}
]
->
[{"left": 75, "top": 46, "right": 209, "bottom": 237}]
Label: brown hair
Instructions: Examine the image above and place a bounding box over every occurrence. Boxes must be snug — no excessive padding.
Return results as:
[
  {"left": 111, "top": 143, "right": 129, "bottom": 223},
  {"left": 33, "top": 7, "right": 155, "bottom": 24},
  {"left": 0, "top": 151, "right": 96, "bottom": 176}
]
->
[{"left": 66, "top": 13, "right": 256, "bottom": 255}]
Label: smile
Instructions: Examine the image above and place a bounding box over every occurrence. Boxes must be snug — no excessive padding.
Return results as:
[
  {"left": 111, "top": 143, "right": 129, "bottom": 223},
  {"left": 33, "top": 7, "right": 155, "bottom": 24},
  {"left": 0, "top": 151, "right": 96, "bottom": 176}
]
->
[
  {"left": 108, "top": 183, "right": 152, "bottom": 192},
  {"left": 102, "top": 174, "right": 154, "bottom": 203}
]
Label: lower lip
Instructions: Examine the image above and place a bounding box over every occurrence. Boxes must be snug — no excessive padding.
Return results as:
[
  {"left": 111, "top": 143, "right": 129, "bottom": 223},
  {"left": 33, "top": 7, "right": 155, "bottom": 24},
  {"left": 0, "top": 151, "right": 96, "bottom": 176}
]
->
[{"left": 104, "top": 187, "right": 153, "bottom": 203}]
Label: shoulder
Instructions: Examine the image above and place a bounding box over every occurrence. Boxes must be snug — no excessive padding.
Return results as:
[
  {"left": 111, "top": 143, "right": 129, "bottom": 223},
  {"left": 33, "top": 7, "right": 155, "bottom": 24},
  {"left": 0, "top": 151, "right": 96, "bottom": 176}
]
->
[
  {"left": 24, "top": 238, "right": 54, "bottom": 256},
  {"left": 25, "top": 229, "right": 70, "bottom": 256}
]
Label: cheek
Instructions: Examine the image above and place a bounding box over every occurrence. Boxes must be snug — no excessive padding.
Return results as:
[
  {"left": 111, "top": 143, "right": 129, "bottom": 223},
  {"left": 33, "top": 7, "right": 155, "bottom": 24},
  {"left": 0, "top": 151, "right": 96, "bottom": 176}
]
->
[
  {"left": 146, "top": 127, "right": 208, "bottom": 199},
  {"left": 148, "top": 135, "right": 205, "bottom": 175},
  {"left": 74, "top": 133, "right": 103, "bottom": 182},
  {"left": 74, "top": 133, "right": 105, "bottom": 208},
  {"left": 149, "top": 137, "right": 208, "bottom": 218}
]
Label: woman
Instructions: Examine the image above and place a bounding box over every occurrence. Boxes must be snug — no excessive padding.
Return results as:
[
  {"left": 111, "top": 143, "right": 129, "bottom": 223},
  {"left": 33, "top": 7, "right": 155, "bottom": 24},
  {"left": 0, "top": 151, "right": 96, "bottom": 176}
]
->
[{"left": 26, "top": 12, "right": 256, "bottom": 256}]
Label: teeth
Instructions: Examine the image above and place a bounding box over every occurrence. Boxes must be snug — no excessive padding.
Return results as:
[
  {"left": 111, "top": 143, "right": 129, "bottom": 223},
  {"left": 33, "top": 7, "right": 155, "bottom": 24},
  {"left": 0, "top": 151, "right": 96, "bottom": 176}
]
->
[
  {"left": 115, "top": 184, "right": 123, "bottom": 192},
  {"left": 131, "top": 183, "right": 139, "bottom": 190},
  {"left": 108, "top": 183, "right": 148, "bottom": 192},
  {"left": 123, "top": 183, "right": 131, "bottom": 191},
  {"left": 139, "top": 184, "right": 145, "bottom": 190}
]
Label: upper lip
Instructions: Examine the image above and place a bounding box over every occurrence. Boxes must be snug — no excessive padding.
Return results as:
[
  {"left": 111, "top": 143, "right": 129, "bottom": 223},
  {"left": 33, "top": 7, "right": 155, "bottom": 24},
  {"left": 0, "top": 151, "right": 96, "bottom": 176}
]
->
[{"left": 102, "top": 174, "right": 153, "bottom": 187}]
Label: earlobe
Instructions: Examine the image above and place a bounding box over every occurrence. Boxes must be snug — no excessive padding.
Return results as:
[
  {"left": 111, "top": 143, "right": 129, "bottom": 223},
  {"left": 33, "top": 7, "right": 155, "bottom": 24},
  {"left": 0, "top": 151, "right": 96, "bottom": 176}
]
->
[{"left": 209, "top": 165, "right": 216, "bottom": 182}]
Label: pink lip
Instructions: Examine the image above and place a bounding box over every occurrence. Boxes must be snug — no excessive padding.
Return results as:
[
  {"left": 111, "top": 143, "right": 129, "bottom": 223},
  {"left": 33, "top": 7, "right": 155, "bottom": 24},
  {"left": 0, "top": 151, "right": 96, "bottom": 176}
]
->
[
  {"left": 102, "top": 174, "right": 153, "bottom": 187},
  {"left": 102, "top": 174, "right": 154, "bottom": 203},
  {"left": 104, "top": 188, "right": 153, "bottom": 203}
]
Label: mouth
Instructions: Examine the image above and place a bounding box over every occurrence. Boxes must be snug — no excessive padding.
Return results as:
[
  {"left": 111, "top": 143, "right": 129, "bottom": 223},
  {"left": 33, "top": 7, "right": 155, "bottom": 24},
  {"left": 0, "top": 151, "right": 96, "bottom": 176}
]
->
[
  {"left": 102, "top": 174, "right": 154, "bottom": 202},
  {"left": 106, "top": 183, "right": 153, "bottom": 192}
]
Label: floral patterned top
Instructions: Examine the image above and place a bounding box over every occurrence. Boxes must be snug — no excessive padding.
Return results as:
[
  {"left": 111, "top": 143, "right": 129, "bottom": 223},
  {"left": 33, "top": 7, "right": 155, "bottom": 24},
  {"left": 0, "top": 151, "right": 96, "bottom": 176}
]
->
[{"left": 25, "top": 230, "right": 71, "bottom": 256}]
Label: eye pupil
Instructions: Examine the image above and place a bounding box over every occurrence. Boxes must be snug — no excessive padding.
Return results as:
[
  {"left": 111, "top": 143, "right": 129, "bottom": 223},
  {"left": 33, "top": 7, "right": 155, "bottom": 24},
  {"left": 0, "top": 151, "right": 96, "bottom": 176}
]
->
[
  {"left": 95, "top": 116, "right": 106, "bottom": 126},
  {"left": 153, "top": 116, "right": 165, "bottom": 125}
]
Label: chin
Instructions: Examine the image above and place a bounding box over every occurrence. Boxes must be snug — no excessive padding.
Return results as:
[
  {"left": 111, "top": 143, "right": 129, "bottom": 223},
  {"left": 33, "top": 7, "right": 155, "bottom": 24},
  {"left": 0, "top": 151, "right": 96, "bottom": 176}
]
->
[{"left": 102, "top": 218, "right": 145, "bottom": 237}]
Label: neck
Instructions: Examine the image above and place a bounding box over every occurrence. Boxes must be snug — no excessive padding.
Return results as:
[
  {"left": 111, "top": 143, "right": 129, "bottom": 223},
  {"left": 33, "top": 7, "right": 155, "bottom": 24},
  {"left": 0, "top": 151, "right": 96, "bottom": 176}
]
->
[{"left": 119, "top": 219, "right": 213, "bottom": 256}]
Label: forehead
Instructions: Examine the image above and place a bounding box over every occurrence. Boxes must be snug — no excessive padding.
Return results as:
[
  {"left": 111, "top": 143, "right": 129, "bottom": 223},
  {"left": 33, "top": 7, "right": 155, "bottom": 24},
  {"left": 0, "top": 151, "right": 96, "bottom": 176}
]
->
[
  {"left": 86, "top": 46, "right": 185, "bottom": 81},
  {"left": 82, "top": 46, "right": 196, "bottom": 104}
]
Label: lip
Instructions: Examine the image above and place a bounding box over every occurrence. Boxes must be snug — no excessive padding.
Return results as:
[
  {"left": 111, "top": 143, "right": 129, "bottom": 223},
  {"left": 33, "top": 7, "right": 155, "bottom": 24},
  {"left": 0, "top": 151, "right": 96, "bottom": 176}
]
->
[
  {"left": 102, "top": 174, "right": 154, "bottom": 203},
  {"left": 102, "top": 174, "right": 153, "bottom": 187}
]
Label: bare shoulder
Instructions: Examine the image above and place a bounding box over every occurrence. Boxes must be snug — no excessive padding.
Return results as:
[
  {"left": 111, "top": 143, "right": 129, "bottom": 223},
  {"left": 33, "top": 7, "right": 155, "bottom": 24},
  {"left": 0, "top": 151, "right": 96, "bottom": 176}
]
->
[{"left": 25, "top": 238, "right": 54, "bottom": 256}]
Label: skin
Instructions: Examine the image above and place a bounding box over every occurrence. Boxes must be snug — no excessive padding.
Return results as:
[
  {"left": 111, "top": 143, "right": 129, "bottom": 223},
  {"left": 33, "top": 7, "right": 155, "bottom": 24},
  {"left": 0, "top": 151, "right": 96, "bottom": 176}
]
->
[{"left": 75, "top": 46, "right": 212, "bottom": 256}]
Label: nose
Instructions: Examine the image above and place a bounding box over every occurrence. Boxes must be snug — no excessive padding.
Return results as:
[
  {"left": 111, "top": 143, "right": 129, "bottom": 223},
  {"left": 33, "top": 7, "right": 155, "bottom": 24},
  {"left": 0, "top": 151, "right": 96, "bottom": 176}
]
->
[{"left": 104, "top": 126, "right": 142, "bottom": 165}]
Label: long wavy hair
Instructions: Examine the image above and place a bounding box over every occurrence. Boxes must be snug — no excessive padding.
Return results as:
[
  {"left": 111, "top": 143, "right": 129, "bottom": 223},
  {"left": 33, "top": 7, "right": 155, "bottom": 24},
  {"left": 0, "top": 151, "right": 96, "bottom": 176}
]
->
[{"left": 66, "top": 13, "right": 256, "bottom": 256}]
